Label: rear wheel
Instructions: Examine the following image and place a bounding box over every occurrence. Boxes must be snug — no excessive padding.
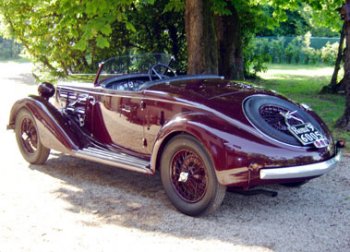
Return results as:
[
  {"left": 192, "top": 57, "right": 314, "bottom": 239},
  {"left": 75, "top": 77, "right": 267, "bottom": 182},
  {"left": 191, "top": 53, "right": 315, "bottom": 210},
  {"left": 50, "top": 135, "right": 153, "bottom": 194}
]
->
[
  {"left": 15, "top": 109, "right": 50, "bottom": 164},
  {"left": 160, "top": 134, "right": 226, "bottom": 216}
]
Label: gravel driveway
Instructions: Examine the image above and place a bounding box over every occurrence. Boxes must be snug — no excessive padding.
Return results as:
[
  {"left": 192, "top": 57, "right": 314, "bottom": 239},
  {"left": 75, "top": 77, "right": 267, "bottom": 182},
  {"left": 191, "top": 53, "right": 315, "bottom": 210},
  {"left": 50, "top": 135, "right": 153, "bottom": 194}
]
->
[{"left": 0, "top": 61, "right": 349, "bottom": 252}]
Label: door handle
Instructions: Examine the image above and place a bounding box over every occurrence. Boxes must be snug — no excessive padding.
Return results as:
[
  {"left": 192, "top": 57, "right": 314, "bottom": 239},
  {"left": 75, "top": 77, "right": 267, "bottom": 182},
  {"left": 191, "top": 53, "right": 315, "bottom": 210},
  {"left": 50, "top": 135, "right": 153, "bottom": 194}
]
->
[
  {"left": 121, "top": 105, "right": 131, "bottom": 113},
  {"left": 140, "top": 100, "right": 146, "bottom": 110}
]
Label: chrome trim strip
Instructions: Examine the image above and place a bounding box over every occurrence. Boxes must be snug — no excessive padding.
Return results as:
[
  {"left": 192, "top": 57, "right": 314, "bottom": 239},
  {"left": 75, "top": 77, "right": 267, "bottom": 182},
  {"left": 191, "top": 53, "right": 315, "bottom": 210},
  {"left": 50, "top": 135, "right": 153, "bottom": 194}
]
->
[{"left": 260, "top": 152, "right": 341, "bottom": 180}]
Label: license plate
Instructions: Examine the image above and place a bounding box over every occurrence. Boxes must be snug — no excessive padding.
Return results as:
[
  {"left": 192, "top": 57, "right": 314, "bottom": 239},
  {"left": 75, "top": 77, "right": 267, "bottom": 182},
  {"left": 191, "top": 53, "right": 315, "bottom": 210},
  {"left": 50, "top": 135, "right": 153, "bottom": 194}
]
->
[{"left": 288, "top": 123, "right": 328, "bottom": 147}]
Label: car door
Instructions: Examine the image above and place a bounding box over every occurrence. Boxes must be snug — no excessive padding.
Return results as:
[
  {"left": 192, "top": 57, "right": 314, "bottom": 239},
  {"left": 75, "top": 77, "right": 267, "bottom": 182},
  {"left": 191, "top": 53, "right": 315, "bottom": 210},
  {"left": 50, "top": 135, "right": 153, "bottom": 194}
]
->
[{"left": 93, "top": 90, "right": 148, "bottom": 155}]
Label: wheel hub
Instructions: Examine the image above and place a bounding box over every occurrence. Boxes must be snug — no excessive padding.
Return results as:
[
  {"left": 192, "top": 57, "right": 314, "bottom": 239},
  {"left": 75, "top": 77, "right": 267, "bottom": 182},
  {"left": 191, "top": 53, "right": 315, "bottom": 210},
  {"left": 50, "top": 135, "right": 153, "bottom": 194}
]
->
[
  {"left": 178, "top": 171, "right": 189, "bottom": 182},
  {"left": 20, "top": 118, "right": 38, "bottom": 152},
  {"left": 21, "top": 131, "right": 29, "bottom": 140}
]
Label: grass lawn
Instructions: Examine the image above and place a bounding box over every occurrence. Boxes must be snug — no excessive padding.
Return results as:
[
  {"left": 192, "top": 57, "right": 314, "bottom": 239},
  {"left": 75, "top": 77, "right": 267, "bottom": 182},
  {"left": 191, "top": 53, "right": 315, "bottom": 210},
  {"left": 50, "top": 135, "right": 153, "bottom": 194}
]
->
[{"left": 252, "top": 64, "right": 350, "bottom": 152}]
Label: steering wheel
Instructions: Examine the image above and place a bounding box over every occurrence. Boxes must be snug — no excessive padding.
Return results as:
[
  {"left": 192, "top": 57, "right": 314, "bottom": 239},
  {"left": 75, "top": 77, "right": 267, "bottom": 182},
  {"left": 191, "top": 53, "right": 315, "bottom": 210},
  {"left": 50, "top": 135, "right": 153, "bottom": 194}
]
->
[{"left": 148, "top": 63, "right": 177, "bottom": 81}]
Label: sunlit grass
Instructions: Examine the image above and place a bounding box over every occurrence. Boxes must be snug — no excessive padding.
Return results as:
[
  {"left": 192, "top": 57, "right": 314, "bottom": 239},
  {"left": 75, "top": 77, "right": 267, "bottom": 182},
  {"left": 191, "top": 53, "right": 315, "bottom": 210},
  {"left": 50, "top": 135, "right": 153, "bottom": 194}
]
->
[{"left": 251, "top": 64, "right": 349, "bottom": 152}]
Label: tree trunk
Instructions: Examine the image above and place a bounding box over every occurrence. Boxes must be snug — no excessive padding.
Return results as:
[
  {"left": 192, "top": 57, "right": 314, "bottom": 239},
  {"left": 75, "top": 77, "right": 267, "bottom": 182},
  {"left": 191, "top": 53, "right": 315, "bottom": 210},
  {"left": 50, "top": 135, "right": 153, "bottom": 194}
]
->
[
  {"left": 330, "top": 23, "right": 345, "bottom": 86},
  {"left": 322, "top": 23, "right": 346, "bottom": 93},
  {"left": 216, "top": 3, "right": 244, "bottom": 80},
  {"left": 185, "top": 0, "right": 218, "bottom": 74},
  {"left": 336, "top": 1, "right": 350, "bottom": 130}
]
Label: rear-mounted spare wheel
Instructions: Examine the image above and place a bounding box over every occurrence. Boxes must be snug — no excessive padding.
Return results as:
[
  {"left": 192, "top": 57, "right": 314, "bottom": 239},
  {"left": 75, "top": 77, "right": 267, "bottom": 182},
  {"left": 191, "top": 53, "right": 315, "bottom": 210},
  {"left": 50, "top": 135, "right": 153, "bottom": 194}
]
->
[{"left": 243, "top": 95, "right": 327, "bottom": 147}]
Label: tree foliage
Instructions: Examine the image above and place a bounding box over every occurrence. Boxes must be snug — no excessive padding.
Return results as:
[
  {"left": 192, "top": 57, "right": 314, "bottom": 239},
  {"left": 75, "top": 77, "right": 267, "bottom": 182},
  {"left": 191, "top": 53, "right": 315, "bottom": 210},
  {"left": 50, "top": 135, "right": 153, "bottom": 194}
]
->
[
  {"left": 0, "top": 0, "right": 346, "bottom": 77},
  {"left": 0, "top": 0, "right": 186, "bottom": 77},
  {"left": 128, "top": 0, "right": 186, "bottom": 72},
  {"left": 0, "top": 0, "right": 153, "bottom": 76}
]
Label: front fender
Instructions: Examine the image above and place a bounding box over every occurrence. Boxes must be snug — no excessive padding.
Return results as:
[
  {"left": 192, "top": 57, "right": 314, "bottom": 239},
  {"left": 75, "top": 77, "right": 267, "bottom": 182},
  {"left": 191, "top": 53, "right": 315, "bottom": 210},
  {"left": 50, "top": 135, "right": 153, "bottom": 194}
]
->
[{"left": 8, "top": 95, "right": 84, "bottom": 153}]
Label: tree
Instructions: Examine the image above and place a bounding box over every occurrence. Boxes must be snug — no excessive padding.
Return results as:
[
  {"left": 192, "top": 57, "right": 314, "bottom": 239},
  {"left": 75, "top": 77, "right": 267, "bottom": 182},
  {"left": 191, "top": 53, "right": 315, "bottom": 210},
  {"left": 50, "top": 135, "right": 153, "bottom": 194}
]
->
[
  {"left": 183, "top": 0, "right": 271, "bottom": 79},
  {"left": 336, "top": 1, "right": 350, "bottom": 130},
  {"left": 129, "top": 0, "right": 186, "bottom": 72},
  {"left": 0, "top": 0, "right": 186, "bottom": 77},
  {"left": 321, "top": 23, "right": 345, "bottom": 93},
  {"left": 0, "top": 0, "right": 151, "bottom": 76},
  {"left": 182, "top": 0, "right": 323, "bottom": 79},
  {"left": 0, "top": 0, "right": 315, "bottom": 79}
]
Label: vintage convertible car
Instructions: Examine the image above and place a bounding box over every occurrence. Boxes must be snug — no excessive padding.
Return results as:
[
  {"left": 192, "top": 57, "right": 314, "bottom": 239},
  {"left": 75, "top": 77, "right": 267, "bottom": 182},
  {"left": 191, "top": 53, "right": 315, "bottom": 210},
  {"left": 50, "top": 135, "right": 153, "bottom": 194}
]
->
[{"left": 7, "top": 53, "right": 342, "bottom": 216}]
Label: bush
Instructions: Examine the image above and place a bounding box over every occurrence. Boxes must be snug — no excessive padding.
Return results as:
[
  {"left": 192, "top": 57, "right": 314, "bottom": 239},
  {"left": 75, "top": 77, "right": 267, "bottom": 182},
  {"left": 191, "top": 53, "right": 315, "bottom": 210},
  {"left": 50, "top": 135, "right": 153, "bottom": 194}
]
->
[
  {"left": 321, "top": 42, "right": 339, "bottom": 65},
  {"left": 244, "top": 37, "right": 271, "bottom": 77},
  {"left": 268, "top": 37, "right": 285, "bottom": 63},
  {"left": 285, "top": 36, "right": 303, "bottom": 64}
]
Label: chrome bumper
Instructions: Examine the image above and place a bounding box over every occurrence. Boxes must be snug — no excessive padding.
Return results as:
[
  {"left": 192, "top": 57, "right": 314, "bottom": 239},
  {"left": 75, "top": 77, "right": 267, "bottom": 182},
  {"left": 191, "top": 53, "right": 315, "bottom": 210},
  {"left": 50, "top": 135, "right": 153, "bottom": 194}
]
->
[{"left": 260, "top": 151, "right": 341, "bottom": 180}]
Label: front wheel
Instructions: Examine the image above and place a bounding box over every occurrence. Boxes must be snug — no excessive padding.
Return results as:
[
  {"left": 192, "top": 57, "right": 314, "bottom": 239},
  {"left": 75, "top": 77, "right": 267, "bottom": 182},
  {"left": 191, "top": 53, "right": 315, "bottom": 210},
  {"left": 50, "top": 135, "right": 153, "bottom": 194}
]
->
[
  {"left": 15, "top": 109, "right": 50, "bottom": 164},
  {"left": 160, "top": 134, "right": 226, "bottom": 216}
]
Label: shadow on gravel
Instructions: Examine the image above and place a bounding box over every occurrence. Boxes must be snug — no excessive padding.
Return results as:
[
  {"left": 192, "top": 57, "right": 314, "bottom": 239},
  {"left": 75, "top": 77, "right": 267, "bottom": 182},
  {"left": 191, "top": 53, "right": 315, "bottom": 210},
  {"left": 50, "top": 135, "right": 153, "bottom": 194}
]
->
[{"left": 29, "top": 154, "right": 349, "bottom": 251}]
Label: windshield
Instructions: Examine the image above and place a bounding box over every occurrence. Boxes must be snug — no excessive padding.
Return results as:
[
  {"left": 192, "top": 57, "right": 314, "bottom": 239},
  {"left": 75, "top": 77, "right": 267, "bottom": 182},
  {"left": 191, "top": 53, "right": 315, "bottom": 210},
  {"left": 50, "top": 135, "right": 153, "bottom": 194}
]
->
[{"left": 96, "top": 53, "right": 172, "bottom": 84}]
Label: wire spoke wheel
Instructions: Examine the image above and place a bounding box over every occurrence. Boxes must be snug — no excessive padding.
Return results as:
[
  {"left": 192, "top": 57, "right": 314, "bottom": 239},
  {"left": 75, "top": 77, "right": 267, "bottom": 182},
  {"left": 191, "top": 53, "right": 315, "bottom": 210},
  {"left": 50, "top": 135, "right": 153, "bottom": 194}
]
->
[
  {"left": 20, "top": 117, "right": 39, "bottom": 153},
  {"left": 170, "top": 149, "right": 208, "bottom": 203},
  {"left": 160, "top": 134, "right": 226, "bottom": 216},
  {"left": 15, "top": 109, "right": 50, "bottom": 164}
]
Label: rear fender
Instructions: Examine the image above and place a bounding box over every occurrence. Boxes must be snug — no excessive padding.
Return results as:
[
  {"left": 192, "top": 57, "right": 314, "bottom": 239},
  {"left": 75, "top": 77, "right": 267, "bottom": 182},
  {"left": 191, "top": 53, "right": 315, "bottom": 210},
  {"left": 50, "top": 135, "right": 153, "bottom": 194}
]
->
[
  {"left": 151, "top": 113, "right": 233, "bottom": 182},
  {"left": 8, "top": 96, "right": 84, "bottom": 153}
]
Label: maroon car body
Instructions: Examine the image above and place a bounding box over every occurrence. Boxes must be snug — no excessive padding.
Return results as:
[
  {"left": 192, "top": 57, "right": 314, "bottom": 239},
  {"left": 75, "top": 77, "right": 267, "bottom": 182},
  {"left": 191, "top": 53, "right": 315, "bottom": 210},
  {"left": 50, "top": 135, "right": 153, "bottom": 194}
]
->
[{"left": 7, "top": 54, "right": 341, "bottom": 216}]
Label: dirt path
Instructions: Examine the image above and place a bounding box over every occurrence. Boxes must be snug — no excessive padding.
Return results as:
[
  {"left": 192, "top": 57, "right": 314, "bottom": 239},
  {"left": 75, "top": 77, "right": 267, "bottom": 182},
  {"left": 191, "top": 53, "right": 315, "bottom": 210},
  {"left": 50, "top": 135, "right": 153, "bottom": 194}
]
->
[{"left": 0, "top": 61, "right": 349, "bottom": 252}]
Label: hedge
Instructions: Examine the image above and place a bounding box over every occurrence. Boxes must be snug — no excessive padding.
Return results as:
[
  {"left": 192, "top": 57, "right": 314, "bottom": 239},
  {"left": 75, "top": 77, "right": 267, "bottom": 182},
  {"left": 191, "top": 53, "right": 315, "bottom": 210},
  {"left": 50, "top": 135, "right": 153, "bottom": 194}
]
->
[{"left": 244, "top": 32, "right": 340, "bottom": 76}]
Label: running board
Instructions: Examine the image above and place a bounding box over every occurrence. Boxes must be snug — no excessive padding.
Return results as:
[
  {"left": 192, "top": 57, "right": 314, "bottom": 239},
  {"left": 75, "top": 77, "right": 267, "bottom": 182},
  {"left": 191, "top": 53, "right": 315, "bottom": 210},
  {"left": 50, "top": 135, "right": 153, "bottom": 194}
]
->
[{"left": 74, "top": 147, "right": 153, "bottom": 175}]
